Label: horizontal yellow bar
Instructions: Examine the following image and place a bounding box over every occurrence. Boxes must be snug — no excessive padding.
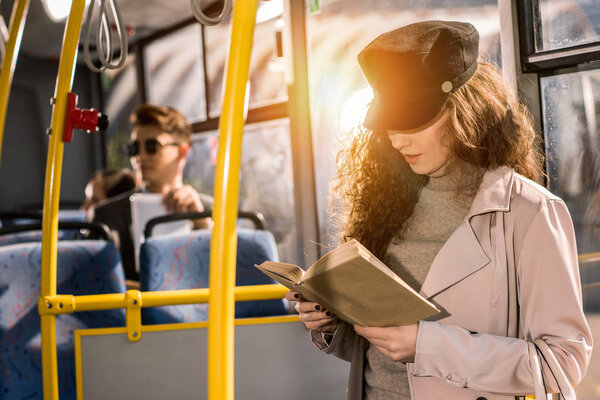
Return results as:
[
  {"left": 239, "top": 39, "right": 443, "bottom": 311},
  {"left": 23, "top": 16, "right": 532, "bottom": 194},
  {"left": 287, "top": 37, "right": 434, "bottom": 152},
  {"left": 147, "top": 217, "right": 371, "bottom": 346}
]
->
[
  {"left": 579, "top": 252, "right": 600, "bottom": 264},
  {"left": 233, "top": 284, "right": 289, "bottom": 302},
  {"left": 75, "top": 293, "right": 127, "bottom": 311},
  {"left": 42, "top": 284, "right": 289, "bottom": 314},
  {"left": 75, "top": 315, "right": 301, "bottom": 339},
  {"left": 143, "top": 288, "right": 209, "bottom": 307},
  {"left": 142, "top": 284, "right": 288, "bottom": 307}
]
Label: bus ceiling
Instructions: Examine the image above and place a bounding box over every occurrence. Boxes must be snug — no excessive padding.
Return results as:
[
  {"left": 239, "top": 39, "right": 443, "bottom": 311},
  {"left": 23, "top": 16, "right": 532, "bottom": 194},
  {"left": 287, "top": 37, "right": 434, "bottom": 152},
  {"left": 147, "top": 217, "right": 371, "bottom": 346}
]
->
[{"left": 0, "top": 0, "right": 224, "bottom": 60}]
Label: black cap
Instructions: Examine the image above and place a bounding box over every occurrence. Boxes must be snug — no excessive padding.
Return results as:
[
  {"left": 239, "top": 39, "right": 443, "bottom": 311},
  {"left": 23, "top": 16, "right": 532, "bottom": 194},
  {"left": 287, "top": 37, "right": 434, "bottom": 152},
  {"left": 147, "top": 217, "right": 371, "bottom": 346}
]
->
[{"left": 358, "top": 20, "right": 479, "bottom": 131}]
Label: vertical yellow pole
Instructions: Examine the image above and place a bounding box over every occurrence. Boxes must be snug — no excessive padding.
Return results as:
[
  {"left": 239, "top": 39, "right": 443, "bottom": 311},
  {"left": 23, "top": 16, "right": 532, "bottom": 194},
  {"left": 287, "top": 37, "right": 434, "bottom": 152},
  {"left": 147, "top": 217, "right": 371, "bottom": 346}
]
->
[
  {"left": 207, "top": 1, "right": 258, "bottom": 399},
  {"left": 40, "top": 1, "right": 86, "bottom": 399},
  {"left": 0, "top": 0, "right": 31, "bottom": 167}
]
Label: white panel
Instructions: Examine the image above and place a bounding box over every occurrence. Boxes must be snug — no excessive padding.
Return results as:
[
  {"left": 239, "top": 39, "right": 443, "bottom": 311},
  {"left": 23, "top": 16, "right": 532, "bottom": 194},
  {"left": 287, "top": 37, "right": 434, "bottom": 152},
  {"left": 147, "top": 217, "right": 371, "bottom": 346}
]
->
[{"left": 80, "top": 321, "right": 349, "bottom": 399}]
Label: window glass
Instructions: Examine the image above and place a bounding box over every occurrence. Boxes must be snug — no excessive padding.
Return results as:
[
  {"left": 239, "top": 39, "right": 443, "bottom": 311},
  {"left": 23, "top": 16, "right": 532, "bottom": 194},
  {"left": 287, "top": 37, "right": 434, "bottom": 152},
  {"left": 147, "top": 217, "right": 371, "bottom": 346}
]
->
[
  {"left": 537, "top": 0, "right": 600, "bottom": 51},
  {"left": 307, "top": 0, "right": 501, "bottom": 250},
  {"left": 103, "top": 54, "right": 138, "bottom": 169},
  {"left": 543, "top": 70, "right": 600, "bottom": 254},
  {"left": 183, "top": 119, "right": 298, "bottom": 264},
  {"left": 204, "top": 14, "right": 287, "bottom": 119},
  {"left": 145, "top": 23, "right": 207, "bottom": 121},
  {"left": 542, "top": 69, "right": 600, "bottom": 318}
]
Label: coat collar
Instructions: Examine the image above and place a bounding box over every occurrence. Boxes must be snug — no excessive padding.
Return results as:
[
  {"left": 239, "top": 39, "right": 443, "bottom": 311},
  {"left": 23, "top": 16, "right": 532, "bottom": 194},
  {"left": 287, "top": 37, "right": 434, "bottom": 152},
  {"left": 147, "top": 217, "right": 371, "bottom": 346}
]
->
[
  {"left": 419, "top": 166, "right": 515, "bottom": 300},
  {"left": 467, "top": 166, "right": 515, "bottom": 218}
]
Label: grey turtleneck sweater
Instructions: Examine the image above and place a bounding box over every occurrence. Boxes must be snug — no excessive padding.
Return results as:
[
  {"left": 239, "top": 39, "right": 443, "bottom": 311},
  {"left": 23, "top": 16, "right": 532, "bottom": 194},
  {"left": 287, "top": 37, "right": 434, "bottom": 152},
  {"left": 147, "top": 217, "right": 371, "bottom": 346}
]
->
[{"left": 363, "top": 161, "right": 483, "bottom": 400}]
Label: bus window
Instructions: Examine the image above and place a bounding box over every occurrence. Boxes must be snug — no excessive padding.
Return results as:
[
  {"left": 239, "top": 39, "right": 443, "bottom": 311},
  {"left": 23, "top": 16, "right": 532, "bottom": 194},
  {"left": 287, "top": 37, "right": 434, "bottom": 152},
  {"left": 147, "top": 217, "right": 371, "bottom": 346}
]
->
[
  {"left": 183, "top": 118, "right": 299, "bottom": 265},
  {"left": 307, "top": 0, "right": 501, "bottom": 250},
  {"left": 537, "top": 0, "right": 600, "bottom": 51},
  {"left": 145, "top": 23, "right": 207, "bottom": 121},
  {"left": 543, "top": 70, "right": 600, "bottom": 254},
  {"left": 204, "top": 14, "right": 288, "bottom": 119},
  {"left": 103, "top": 55, "right": 139, "bottom": 169},
  {"left": 542, "top": 70, "right": 600, "bottom": 311}
]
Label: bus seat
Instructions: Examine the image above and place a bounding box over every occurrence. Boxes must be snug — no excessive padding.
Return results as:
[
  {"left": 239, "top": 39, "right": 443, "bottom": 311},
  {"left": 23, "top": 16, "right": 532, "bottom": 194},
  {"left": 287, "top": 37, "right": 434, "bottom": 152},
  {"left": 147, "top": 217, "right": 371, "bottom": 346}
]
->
[
  {"left": 0, "top": 229, "right": 67, "bottom": 246},
  {"left": 0, "top": 240, "right": 126, "bottom": 400},
  {"left": 0, "top": 209, "right": 86, "bottom": 226},
  {"left": 56, "top": 209, "right": 86, "bottom": 222},
  {"left": 0, "top": 221, "right": 111, "bottom": 247},
  {"left": 139, "top": 228, "right": 287, "bottom": 324},
  {"left": 0, "top": 210, "right": 87, "bottom": 242}
]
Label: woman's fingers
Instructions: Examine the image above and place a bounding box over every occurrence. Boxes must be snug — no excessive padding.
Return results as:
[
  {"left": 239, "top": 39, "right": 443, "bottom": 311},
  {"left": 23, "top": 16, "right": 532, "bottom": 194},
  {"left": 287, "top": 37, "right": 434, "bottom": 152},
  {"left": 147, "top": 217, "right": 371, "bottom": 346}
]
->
[
  {"left": 354, "top": 325, "right": 387, "bottom": 340},
  {"left": 295, "top": 301, "right": 326, "bottom": 313},
  {"left": 284, "top": 291, "right": 304, "bottom": 302},
  {"left": 298, "top": 309, "right": 331, "bottom": 322},
  {"left": 372, "top": 343, "right": 395, "bottom": 360},
  {"left": 285, "top": 291, "right": 338, "bottom": 332}
]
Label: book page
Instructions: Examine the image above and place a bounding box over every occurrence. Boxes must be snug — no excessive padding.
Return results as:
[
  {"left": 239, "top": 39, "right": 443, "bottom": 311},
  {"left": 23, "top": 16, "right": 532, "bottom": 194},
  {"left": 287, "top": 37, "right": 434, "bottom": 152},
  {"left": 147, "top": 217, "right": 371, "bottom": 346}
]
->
[
  {"left": 302, "top": 240, "right": 360, "bottom": 281},
  {"left": 255, "top": 261, "right": 304, "bottom": 287},
  {"left": 304, "top": 240, "right": 424, "bottom": 300}
]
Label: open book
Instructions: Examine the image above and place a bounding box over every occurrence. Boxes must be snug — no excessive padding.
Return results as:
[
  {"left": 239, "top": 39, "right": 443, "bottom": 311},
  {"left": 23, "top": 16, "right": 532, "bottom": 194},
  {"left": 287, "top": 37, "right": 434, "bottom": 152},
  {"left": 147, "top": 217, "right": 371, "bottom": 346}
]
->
[{"left": 255, "top": 239, "right": 439, "bottom": 327}]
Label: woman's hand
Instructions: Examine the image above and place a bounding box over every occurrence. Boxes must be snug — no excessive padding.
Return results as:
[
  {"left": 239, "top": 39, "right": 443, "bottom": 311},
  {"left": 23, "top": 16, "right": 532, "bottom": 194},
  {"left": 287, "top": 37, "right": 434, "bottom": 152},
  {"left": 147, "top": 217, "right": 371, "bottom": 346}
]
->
[
  {"left": 354, "top": 324, "right": 419, "bottom": 362},
  {"left": 284, "top": 291, "right": 339, "bottom": 333}
]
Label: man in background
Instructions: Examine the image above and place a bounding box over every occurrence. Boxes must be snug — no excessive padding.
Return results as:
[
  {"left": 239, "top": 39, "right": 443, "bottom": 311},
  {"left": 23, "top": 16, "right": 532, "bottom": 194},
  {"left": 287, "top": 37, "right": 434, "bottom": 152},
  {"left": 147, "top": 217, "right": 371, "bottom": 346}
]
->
[
  {"left": 126, "top": 104, "right": 211, "bottom": 215},
  {"left": 93, "top": 104, "right": 211, "bottom": 281}
]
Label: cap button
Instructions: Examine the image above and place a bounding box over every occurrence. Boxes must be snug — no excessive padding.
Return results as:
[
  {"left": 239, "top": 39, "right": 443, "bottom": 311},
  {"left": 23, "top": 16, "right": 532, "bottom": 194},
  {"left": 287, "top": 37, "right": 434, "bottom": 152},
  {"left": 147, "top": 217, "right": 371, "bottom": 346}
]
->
[{"left": 441, "top": 81, "right": 453, "bottom": 93}]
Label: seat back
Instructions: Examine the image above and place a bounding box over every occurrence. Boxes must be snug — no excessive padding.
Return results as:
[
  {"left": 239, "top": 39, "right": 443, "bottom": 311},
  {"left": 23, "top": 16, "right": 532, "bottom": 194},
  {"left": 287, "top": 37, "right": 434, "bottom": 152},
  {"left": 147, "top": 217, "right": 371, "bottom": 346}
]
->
[
  {"left": 0, "top": 221, "right": 110, "bottom": 247},
  {"left": 140, "top": 228, "right": 286, "bottom": 324},
  {"left": 0, "top": 210, "right": 89, "bottom": 245},
  {"left": 0, "top": 240, "right": 126, "bottom": 400},
  {"left": 0, "top": 229, "right": 66, "bottom": 246}
]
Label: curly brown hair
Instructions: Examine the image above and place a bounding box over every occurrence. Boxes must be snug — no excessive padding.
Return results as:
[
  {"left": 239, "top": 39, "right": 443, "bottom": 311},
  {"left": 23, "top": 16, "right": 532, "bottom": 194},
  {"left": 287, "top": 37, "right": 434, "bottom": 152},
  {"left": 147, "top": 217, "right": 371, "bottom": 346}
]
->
[{"left": 333, "top": 62, "right": 544, "bottom": 259}]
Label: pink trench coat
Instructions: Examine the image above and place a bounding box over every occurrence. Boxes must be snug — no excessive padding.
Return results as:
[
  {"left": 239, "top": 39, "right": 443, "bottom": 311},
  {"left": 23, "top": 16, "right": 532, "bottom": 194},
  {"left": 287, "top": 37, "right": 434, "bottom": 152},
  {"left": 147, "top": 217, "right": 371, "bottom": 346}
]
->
[{"left": 312, "top": 166, "right": 593, "bottom": 400}]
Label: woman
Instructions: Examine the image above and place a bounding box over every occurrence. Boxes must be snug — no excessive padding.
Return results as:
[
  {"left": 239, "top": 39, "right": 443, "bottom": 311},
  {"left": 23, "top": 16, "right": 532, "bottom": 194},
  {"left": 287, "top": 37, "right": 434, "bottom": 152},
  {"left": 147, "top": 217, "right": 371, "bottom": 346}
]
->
[
  {"left": 82, "top": 168, "right": 137, "bottom": 218},
  {"left": 286, "top": 21, "right": 592, "bottom": 399}
]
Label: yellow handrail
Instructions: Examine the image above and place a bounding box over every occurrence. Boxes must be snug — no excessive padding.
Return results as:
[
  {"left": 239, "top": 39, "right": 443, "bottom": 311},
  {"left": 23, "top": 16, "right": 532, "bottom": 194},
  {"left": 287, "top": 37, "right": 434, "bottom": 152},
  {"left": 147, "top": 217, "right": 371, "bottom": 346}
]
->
[
  {"left": 208, "top": 1, "right": 258, "bottom": 399},
  {"left": 579, "top": 252, "right": 600, "bottom": 265},
  {"left": 40, "top": 1, "right": 87, "bottom": 399},
  {"left": 0, "top": 0, "right": 30, "bottom": 167},
  {"left": 37, "top": 284, "right": 288, "bottom": 314}
]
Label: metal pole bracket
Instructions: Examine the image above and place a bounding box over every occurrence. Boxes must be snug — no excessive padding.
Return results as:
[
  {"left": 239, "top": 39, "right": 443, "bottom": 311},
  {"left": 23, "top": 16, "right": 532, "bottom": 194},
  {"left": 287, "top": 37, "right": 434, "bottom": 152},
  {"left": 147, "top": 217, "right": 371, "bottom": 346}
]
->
[
  {"left": 38, "top": 295, "right": 75, "bottom": 315},
  {"left": 63, "top": 92, "right": 108, "bottom": 142},
  {"left": 126, "top": 290, "right": 142, "bottom": 342}
]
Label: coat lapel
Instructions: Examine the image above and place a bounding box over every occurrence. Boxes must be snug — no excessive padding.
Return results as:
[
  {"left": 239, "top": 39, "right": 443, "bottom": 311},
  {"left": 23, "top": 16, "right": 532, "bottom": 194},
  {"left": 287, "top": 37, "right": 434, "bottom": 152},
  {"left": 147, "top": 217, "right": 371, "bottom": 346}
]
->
[
  {"left": 419, "top": 220, "right": 490, "bottom": 299},
  {"left": 418, "top": 166, "right": 515, "bottom": 299}
]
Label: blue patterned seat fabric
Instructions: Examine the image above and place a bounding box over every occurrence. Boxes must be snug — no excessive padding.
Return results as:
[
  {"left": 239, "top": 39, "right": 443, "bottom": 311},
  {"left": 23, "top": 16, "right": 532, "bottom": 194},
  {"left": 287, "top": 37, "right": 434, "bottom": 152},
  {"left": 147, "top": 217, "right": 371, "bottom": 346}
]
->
[
  {"left": 140, "top": 228, "right": 287, "bottom": 324},
  {"left": 0, "top": 240, "right": 126, "bottom": 400}
]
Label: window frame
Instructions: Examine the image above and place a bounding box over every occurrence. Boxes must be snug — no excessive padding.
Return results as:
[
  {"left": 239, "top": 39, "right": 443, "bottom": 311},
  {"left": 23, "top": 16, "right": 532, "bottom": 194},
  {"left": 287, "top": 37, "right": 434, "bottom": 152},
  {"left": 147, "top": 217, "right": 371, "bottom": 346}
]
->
[
  {"left": 517, "top": 0, "right": 600, "bottom": 72},
  {"left": 515, "top": 0, "right": 600, "bottom": 263}
]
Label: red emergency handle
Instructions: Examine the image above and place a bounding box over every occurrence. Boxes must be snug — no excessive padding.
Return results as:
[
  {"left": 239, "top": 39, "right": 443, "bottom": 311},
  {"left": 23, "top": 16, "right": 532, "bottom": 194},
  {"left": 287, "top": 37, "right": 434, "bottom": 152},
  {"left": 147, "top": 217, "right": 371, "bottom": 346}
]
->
[{"left": 63, "top": 92, "right": 108, "bottom": 142}]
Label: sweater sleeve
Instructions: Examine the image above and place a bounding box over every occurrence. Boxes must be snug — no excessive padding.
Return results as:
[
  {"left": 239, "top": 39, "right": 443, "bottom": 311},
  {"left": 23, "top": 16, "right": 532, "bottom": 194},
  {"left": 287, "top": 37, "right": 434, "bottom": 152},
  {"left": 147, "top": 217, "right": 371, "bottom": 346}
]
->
[
  {"left": 311, "top": 321, "right": 356, "bottom": 363},
  {"left": 412, "top": 199, "right": 592, "bottom": 394}
]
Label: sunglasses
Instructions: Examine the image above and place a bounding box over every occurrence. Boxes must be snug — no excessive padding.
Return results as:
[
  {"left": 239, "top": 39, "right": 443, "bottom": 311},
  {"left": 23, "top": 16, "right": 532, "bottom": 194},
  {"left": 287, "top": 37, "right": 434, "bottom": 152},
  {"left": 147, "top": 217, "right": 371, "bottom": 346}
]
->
[{"left": 124, "top": 138, "right": 180, "bottom": 157}]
